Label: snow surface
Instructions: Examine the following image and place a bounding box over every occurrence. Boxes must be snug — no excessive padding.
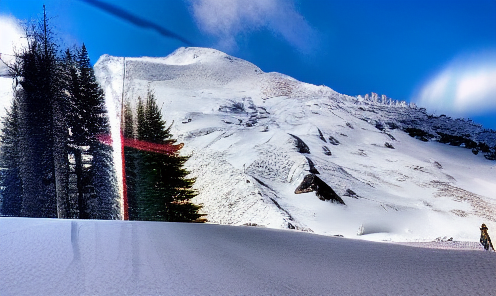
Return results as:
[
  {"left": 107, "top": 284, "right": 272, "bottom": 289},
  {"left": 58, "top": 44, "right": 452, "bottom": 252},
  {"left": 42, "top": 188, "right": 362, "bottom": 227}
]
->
[
  {"left": 93, "top": 47, "right": 496, "bottom": 243},
  {"left": 0, "top": 217, "right": 494, "bottom": 296}
]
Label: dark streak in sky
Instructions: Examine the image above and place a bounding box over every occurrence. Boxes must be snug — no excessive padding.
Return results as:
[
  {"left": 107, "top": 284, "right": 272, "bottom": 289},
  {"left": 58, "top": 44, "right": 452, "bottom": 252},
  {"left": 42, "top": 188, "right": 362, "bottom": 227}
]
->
[{"left": 79, "top": 0, "right": 193, "bottom": 46}]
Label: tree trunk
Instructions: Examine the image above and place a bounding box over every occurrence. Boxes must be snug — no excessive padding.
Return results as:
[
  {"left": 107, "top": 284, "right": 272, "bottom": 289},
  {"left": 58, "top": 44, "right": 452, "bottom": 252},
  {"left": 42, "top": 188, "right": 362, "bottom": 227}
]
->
[
  {"left": 74, "top": 149, "right": 86, "bottom": 219},
  {"left": 53, "top": 99, "right": 69, "bottom": 218}
]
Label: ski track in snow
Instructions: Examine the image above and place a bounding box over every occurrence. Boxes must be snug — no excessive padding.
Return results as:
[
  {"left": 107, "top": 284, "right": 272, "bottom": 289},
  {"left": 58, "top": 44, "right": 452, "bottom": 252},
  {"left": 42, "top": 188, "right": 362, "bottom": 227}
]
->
[
  {"left": 0, "top": 218, "right": 495, "bottom": 296},
  {"left": 90, "top": 47, "right": 496, "bottom": 244}
]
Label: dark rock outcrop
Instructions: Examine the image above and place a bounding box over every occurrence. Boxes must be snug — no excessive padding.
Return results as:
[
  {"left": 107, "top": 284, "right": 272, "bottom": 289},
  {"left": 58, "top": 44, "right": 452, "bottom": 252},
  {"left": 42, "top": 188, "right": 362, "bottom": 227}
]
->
[
  {"left": 294, "top": 174, "right": 345, "bottom": 204},
  {"left": 219, "top": 101, "right": 245, "bottom": 113},
  {"left": 403, "top": 128, "right": 434, "bottom": 142},
  {"left": 385, "top": 142, "right": 394, "bottom": 149},
  {"left": 343, "top": 189, "right": 359, "bottom": 199},
  {"left": 438, "top": 132, "right": 477, "bottom": 148},
  {"left": 386, "top": 122, "right": 399, "bottom": 130},
  {"left": 328, "top": 136, "right": 340, "bottom": 145},
  {"left": 385, "top": 132, "right": 396, "bottom": 141},
  {"left": 375, "top": 122, "right": 385, "bottom": 131},
  {"left": 289, "top": 134, "right": 310, "bottom": 154},
  {"left": 485, "top": 151, "right": 496, "bottom": 160},
  {"left": 306, "top": 157, "right": 320, "bottom": 174},
  {"left": 403, "top": 128, "right": 496, "bottom": 160},
  {"left": 318, "top": 128, "right": 326, "bottom": 142},
  {"left": 433, "top": 161, "right": 443, "bottom": 169},
  {"left": 322, "top": 146, "right": 332, "bottom": 156}
]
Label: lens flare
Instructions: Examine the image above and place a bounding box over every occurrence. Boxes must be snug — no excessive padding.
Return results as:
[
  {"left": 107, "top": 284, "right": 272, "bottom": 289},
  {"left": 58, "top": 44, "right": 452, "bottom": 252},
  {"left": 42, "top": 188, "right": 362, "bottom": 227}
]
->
[{"left": 414, "top": 51, "right": 496, "bottom": 117}]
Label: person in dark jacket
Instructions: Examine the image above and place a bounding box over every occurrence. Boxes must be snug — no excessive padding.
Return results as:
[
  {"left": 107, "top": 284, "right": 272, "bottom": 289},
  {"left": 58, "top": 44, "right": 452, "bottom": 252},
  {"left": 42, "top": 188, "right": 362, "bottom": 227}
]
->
[{"left": 480, "top": 224, "right": 494, "bottom": 251}]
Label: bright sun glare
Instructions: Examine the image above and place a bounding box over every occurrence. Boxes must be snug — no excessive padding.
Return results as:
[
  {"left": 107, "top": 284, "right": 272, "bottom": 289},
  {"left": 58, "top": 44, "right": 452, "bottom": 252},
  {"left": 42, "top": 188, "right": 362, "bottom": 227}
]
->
[{"left": 415, "top": 51, "right": 496, "bottom": 117}]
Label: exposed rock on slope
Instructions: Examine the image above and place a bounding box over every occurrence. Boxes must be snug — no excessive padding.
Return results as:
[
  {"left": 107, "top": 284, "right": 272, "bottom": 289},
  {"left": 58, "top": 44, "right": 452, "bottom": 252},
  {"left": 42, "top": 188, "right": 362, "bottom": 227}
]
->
[{"left": 295, "top": 174, "right": 345, "bottom": 204}]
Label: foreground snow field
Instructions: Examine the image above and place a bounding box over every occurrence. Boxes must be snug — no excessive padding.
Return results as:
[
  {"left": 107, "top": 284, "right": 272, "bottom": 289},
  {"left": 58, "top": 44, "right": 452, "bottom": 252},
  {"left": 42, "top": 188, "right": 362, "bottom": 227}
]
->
[
  {"left": 0, "top": 218, "right": 494, "bottom": 295},
  {"left": 94, "top": 47, "right": 496, "bottom": 242}
]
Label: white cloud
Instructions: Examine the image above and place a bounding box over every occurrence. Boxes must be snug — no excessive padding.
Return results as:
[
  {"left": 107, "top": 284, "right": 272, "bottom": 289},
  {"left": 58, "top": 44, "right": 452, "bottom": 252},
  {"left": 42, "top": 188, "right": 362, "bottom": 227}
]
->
[
  {"left": 189, "top": 0, "right": 316, "bottom": 53},
  {"left": 0, "top": 15, "right": 26, "bottom": 70},
  {"left": 414, "top": 52, "right": 496, "bottom": 117}
]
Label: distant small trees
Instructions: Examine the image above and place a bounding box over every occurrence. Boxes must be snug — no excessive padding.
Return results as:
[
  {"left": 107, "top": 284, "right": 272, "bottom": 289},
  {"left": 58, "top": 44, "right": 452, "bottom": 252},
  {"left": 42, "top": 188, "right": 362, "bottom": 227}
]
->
[{"left": 124, "top": 90, "right": 201, "bottom": 222}]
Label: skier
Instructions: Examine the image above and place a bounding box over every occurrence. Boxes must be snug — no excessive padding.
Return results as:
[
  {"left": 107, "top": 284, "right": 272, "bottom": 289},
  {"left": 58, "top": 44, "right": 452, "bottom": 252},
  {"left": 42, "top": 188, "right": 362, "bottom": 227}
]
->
[{"left": 479, "top": 223, "right": 494, "bottom": 251}]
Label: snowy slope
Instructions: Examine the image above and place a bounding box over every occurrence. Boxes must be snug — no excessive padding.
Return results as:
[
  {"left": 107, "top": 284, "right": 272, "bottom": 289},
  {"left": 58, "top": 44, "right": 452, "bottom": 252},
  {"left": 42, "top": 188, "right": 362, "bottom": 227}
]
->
[
  {"left": 91, "top": 47, "right": 495, "bottom": 243},
  {"left": 0, "top": 217, "right": 494, "bottom": 296}
]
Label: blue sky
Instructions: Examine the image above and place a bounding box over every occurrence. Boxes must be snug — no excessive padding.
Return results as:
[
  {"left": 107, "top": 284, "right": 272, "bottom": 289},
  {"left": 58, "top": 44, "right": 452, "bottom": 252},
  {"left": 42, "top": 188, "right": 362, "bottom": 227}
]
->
[{"left": 1, "top": 0, "right": 495, "bottom": 129}]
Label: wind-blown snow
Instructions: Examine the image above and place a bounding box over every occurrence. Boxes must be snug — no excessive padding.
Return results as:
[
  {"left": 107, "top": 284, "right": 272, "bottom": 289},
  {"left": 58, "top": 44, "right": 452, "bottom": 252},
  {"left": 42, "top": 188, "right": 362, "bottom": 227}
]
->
[
  {"left": 94, "top": 47, "right": 496, "bottom": 243},
  {"left": 0, "top": 218, "right": 494, "bottom": 295}
]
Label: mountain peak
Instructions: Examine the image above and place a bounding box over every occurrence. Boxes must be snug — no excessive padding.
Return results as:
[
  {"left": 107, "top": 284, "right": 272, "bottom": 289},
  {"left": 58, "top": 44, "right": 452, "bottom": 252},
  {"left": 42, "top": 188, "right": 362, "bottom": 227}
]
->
[{"left": 162, "top": 47, "right": 237, "bottom": 66}]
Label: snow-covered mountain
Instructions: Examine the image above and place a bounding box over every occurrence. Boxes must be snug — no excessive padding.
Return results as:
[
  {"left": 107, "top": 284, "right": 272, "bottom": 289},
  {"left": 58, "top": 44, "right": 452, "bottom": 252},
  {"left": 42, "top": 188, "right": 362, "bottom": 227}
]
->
[{"left": 93, "top": 47, "right": 496, "bottom": 242}]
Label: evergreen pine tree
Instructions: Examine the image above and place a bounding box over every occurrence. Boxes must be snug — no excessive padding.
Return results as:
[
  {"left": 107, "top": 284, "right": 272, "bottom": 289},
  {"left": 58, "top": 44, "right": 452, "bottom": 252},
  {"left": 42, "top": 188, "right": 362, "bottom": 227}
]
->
[
  {"left": 2, "top": 7, "right": 119, "bottom": 219},
  {"left": 63, "top": 48, "right": 82, "bottom": 218},
  {"left": 65, "top": 44, "right": 119, "bottom": 219},
  {"left": 136, "top": 96, "right": 147, "bottom": 142},
  {"left": 123, "top": 100, "right": 139, "bottom": 220},
  {"left": 10, "top": 7, "right": 62, "bottom": 217},
  {"left": 133, "top": 89, "right": 201, "bottom": 222},
  {"left": 79, "top": 44, "right": 119, "bottom": 219},
  {"left": 0, "top": 98, "right": 23, "bottom": 216}
]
